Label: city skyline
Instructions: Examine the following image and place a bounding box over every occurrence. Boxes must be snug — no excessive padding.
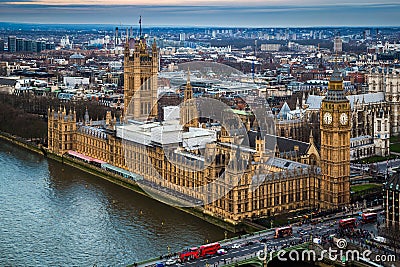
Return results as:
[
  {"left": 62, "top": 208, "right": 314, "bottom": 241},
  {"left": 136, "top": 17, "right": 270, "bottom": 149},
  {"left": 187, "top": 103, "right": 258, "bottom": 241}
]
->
[
  {"left": 0, "top": 1, "right": 399, "bottom": 26},
  {"left": 1, "top": 1, "right": 400, "bottom": 265}
]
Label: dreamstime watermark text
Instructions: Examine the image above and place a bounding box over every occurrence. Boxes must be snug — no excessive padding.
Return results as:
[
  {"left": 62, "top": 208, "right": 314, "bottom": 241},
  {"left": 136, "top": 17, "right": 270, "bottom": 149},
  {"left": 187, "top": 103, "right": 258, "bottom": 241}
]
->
[{"left": 257, "top": 239, "right": 396, "bottom": 264}]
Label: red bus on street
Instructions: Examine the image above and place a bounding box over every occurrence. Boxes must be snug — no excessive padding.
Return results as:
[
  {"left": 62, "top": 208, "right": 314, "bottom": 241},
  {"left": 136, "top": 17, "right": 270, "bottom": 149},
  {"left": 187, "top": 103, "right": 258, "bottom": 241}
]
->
[
  {"left": 274, "top": 226, "right": 293, "bottom": 238},
  {"left": 198, "top": 242, "right": 221, "bottom": 257},
  {"left": 179, "top": 242, "right": 221, "bottom": 262},
  {"left": 361, "top": 213, "right": 377, "bottom": 224},
  {"left": 339, "top": 218, "right": 357, "bottom": 229},
  {"left": 179, "top": 247, "right": 199, "bottom": 262}
]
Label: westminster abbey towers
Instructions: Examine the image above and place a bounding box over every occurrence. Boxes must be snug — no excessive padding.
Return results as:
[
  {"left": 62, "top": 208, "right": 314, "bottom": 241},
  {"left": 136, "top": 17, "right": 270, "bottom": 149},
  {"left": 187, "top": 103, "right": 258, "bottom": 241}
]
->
[
  {"left": 123, "top": 36, "right": 158, "bottom": 121},
  {"left": 320, "top": 68, "right": 351, "bottom": 209}
]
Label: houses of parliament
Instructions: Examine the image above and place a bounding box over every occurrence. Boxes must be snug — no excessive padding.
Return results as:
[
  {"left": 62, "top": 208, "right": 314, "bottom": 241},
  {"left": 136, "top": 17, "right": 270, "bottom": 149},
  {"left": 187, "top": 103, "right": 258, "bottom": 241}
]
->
[{"left": 47, "top": 37, "right": 351, "bottom": 223}]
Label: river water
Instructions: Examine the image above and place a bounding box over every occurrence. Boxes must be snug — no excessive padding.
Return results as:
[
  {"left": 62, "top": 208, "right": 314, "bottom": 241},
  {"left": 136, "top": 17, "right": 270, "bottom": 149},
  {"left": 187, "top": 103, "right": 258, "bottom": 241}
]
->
[{"left": 0, "top": 140, "right": 225, "bottom": 266}]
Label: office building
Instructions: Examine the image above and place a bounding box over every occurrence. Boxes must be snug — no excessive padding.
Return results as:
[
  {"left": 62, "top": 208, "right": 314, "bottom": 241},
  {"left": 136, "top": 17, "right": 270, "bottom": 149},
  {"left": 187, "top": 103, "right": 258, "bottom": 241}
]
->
[{"left": 8, "top": 36, "right": 16, "bottom": 53}]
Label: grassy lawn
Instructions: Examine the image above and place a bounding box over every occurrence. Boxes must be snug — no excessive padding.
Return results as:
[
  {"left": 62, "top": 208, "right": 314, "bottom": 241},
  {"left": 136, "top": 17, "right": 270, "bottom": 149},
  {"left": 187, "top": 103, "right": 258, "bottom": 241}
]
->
[
  {"left": 390, "top": 143, "right": 400, "bottom": 153},
  {"left": 351, "top": 183, "right": 382, "bottom": 193},
  {"left": 390, "top": 136, "right": 400, "bottom": 143}
]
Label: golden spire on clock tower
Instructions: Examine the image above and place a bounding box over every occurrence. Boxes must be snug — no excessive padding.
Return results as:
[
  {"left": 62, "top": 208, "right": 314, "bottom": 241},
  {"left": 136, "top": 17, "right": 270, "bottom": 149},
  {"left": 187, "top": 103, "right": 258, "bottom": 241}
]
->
[{"left": 319, "top": 66, "right": 351, "bottom": 210}]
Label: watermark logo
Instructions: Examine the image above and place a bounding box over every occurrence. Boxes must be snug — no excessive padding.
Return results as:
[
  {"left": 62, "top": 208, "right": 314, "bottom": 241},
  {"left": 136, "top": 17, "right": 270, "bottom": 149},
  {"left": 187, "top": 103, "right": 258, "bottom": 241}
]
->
[
  {"left": 120, "top": 61, "right": 277, "bottom": 207},
  {"left": 256, "top": 243, "right": 396, "bottom": 264},
  {"left": 335, "top": 238, "right": 347, "bottom": 249}
]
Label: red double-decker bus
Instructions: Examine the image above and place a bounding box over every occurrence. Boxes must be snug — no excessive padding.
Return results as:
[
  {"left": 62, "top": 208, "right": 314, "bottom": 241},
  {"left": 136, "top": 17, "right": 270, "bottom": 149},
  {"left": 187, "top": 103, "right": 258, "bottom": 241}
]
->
[
  {"left": 339, "top": 218, "right": 357, "bottom": 229},
  {"left": 198, "top": 242, "right": 221, "bottom": 257},
  {"left": 274, "top": 226, "right": 293, "bottom": 238},
  {"left": 361, "top": 213, "right": 377, "bottom": 224},
  {"left": 179, "top": 242, "right": 221, "bottom": 262},
  {"left": 179, "top": 247, "right": 199, "bottom": 262}
]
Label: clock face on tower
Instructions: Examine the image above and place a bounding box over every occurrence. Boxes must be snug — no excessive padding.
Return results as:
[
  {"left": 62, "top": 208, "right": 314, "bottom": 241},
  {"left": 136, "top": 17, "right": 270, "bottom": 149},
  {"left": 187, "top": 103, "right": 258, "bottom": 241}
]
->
[
  {"left": 340, "top": 113, "right": 349, "bottom": 125},
  {"left": 323, "top": 112, "right": 333, "bottom": 124}
]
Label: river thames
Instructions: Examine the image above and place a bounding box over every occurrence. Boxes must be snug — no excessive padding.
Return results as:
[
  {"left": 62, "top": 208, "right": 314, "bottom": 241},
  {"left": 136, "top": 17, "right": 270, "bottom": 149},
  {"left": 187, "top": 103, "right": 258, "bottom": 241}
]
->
[{"left": 0, "top": 140, "right": 225, "bottom": 266}]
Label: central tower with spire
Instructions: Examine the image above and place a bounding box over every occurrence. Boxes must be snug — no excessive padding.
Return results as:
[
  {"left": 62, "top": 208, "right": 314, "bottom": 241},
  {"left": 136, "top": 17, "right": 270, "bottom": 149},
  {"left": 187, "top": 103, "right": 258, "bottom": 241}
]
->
[
  {"left": 319, "top": 67, "right": 351, "bottom": 209},
  {"left": 123, "top": 17, "right": 158, "bottom": 121},
  {"left": 180, "top": 70, "right": 198, "bottom": 131}
]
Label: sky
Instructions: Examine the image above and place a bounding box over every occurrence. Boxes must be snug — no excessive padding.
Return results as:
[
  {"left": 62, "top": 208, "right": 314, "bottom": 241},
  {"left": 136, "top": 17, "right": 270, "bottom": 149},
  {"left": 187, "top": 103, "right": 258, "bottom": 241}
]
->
[{"left": 0, "top": 0, "right": 399, "bottom": 27}]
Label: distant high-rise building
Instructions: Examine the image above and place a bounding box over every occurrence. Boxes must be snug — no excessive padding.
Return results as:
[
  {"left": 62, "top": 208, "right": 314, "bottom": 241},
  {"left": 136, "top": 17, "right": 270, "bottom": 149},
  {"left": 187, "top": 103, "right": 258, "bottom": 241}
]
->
[
  {"left": 6, "top": 36, "right": 54, "bottom": 53},
  {"left": 37, "top": 41, "right": 46, "bottom": 52},
  {"left": 0, "top": 39, "right": 4, "bottom": 53},
  {"left": 285, "top": 28, "right": 289, "bottom": 40},
  {"left": 8, "top": 36, "right": 16, "bottom": 53},
  {"left": 333, "top": 36, "right": 343, "bottom": 53},
  {"left": 31, "top": 41, "right": 37, "bottom": 53},
  {"left": 23, "top": 39, "right": 33, "bottom": 52},
  {"left": 46, "top": 42, "right": 55, "bottom": 50},
  {"left": 260, "top": 43, "right": 281, "bottom": 52},
  {"left": 179, "top": 33, "right": 186, "bottom": 42},
  {"left": 115, "top": 27, "right": 119, "bottom": 48},
  {"left": 16, "top": 38, "right": 23, "bottom": 52}
]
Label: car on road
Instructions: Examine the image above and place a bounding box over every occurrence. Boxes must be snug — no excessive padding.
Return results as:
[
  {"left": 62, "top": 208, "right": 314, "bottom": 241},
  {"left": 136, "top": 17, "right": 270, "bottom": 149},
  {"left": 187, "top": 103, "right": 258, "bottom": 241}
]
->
[
  {"left": 165, "top": 259, "right": 177, "bottom": 266},
  {"left": 313, "top": 238, "right": 322, "bottom": 244},
  {"left": 373, "top": 236, "right": 387, "bottom": 244},
  {"left": 221, "top": 246, "right": 230, "bottom": 251},
  {"left": 231, "top": 244, "right": 241, "bottom": 249},
  {"left": 299, "top": 231, "right": 308, "bottom": 236},
  {"left": 245, "top": 241, "right": 254, "bottom": 246},
  {"left": 217, "top": 249, "right": 227, "bottom": 255},
  {"left": 259, "top": 238, "right": 267, "bottom": 243}
]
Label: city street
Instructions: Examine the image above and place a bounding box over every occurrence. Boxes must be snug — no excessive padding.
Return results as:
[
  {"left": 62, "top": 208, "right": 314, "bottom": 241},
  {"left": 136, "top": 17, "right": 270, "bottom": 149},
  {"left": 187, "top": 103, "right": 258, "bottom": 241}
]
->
[
  {"left": 140, "top": 206, "right": 387, "bottom": 267},
  {"left": 351, "top": 158, "right": 400, "bottom": 175}
]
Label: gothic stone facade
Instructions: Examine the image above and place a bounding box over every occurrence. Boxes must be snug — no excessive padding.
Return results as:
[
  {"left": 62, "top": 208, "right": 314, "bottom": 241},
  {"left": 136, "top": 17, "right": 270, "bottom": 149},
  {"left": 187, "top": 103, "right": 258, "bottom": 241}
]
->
[
  {"left": 368, "top": 68, "right": 400, "bottom": 136},
  {"left": 47, "top": 77, "right": 350, "bottom": 222},
  {"left": 48, "top": 111, "right": 320, "bottom": 222},
  {"left": 123, "top": 38, "right": 158, "bottom": 121},
  {"left": 47, "top": 44, "right": 351, "bottom": 222}
]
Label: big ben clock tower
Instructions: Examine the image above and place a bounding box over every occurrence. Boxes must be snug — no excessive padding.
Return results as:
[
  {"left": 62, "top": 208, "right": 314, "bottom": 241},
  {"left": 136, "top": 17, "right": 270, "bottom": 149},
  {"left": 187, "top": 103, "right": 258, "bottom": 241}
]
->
[{"left": 319, "top": 67, "right": 351, "bottom": 210}]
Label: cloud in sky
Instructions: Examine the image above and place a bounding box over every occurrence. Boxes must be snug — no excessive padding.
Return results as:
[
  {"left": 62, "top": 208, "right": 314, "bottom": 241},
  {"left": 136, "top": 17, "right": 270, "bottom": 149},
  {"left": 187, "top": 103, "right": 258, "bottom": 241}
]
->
[
  {"left": 0, "top": 1, "right": 399, "bottom": 26},
  {"left": 2, "top": 0, "right": 400, "bottom": 5}
]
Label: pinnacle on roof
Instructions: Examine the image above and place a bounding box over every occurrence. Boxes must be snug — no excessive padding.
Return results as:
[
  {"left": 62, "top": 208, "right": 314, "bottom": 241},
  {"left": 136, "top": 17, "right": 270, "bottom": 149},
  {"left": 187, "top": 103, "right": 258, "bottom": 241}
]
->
[
  {"left": 330, "top": 67, "right": 343, "bottom": 82},
  {"left": 186, "top": 67, "right": 191, "bottom": 87},
  {"left": 309, "top": 128, "right": 314, "bottom": 143},
  {"left": 278, "top": 102, "right": 291, "bottom": 120}
]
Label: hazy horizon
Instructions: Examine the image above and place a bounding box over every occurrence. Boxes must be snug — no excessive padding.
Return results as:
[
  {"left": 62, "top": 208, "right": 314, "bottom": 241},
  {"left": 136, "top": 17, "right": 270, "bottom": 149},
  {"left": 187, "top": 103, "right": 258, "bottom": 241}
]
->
[
  {"left": 1, "top": 21, "right": 399, "bottom": 28},
  {"left": 0, "top": 1, "right": 399, "bottom": 27}
]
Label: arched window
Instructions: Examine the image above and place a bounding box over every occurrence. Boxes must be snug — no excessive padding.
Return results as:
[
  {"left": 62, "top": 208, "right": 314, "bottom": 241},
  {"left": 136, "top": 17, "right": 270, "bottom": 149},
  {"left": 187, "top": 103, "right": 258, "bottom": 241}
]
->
[{"left": 309, "top": 154, "right": 317, "bottom": 166}]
